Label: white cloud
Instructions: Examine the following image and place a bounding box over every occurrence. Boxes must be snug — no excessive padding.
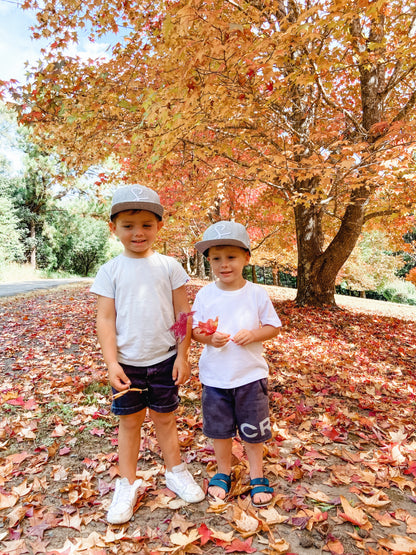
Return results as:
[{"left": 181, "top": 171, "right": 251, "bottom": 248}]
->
[{"left": 62, "top": 40, "right": 110, "bottom": 63}]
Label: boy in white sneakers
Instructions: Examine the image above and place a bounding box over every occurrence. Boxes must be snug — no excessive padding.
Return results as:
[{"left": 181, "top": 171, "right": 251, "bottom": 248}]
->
[
  {"left": 91, "top": 184, "right": 204, "bottom": 524},
  {"left": 192, "top": 221, "right": 281, "bottom": 508}
]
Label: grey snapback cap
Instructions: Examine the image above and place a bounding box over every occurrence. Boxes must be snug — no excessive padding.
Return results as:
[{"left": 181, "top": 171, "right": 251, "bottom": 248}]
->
[
  {"left": 195, "top": 221, "right": 251, "bottom": 255},
  {"left": 110, "top": 184, "right": 164, "bottom": 218}
]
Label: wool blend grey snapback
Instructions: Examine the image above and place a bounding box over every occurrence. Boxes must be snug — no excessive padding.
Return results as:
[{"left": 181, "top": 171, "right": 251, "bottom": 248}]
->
[
  {"left": 110, "top": 184, "right": 164, "bottom": 219},
  {"left": 195, "top": 221, "right": 251, "bottom": 255}
]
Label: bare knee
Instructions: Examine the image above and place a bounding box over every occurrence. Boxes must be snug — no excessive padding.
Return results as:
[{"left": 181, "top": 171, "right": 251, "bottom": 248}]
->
[
  {"left": 150, "top": 410, "right": 176, "bottom": 430},
  {"left": 119, "top": 410, "right": 146, "bottom": 433}
]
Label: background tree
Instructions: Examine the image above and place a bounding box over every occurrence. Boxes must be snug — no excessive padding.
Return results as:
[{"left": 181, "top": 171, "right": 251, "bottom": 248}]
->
[
  {"left": 0, "top": 160, "right": 25, "bottom": 270},
  {"left": 8, "top": 0, "right": 416, "bottom": 305},
  {"left": 0, "top": 103, "right": 113, "bottom": 276},
  {"left": 48, "top": 206, "right": 110, "bottom": 276}
]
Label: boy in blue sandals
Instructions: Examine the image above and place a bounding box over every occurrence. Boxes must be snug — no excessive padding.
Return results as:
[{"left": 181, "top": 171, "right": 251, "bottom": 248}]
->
[{"left": 192, "top": 221, "right": 282, "bottom": 508}]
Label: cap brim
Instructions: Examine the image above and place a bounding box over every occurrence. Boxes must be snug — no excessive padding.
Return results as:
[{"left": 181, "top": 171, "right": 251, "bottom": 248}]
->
[
  {"left": 110, "top": 201, "right": 164, "bottom": 218},
  {"left": 195, "top": 238, "right": 251, "bottom": 255}
]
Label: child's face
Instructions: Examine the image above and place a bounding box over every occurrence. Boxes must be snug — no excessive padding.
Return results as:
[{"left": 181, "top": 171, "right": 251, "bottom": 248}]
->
[
  {"left": 208, "top": 245, "right": 250, "bottom": 290},
  {"left": 110, "top": 210, "right": 163, "bottom": 258}
]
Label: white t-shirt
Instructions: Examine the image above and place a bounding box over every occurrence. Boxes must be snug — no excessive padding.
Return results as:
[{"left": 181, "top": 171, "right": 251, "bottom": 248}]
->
[
  {"left": 90, "top": 252, "right": 189, "bottom": 366},
  {"left": 192, "top": 281, "right": 281, "bottom": 388}
]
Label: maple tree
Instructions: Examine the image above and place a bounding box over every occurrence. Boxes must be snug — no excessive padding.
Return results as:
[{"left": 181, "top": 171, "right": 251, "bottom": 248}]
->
[
  {"left": 0, "top": 282, "right": 416, "bottom": 554},
  {"left": 6, "top": 0, "right": 416, "bottom": 305}
]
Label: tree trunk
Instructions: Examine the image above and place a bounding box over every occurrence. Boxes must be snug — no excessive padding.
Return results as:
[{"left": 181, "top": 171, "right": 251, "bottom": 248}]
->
[
  {"left": 30, "top": 222, "right": 36, "bottom": 268},
  {"left": 295, "top": 187, "right": 370, "bottom": 306},
  {"left": 196, "top": 250, "right": 206, "bottom": 279}
]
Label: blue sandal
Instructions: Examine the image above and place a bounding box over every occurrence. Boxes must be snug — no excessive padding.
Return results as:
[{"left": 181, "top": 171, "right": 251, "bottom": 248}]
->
[
  {"left": 250, "top": 477, "right": 273, "bottom": 508},
  {"left": 208, "top": 473, "right": 231, "bottom": 499}
]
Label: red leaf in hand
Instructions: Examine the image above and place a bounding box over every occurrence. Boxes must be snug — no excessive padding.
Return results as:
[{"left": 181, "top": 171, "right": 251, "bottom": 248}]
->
[
  {"left": 198, "top": 317, "right": 219, "bottom": 335},
  {"left": 169, "top": 311, "right": 195, "bottom": 343}
]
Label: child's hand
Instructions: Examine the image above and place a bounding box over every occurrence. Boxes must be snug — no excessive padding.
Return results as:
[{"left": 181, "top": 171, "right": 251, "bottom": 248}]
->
[
  {"left": 172, "top": 355, "right": 191, "bottom": 385},
  {"left": 232, "top": 329, "right": 256, "bottom": 346},
  {"left": 108, "top": 362, "right": 131, "bottom": 391},
  {"left": 210, "top": 331, "right": 231, "bottom": 348}
]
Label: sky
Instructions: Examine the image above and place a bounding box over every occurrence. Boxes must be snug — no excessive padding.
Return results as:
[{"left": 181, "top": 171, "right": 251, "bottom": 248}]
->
[
  {"left": 0, "top": 0, "right": 112, "bottom": 170},
  {"left": 0, "top": 0, "right": 50, "bottom": 84},
  {"left": 0, "top": 0, "right": 111, "bottom": 84}
]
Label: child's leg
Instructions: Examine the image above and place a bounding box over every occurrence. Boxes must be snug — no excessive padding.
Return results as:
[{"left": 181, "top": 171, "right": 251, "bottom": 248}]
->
[
  {"left": 149, "top": 409, "right": 182, "bottom": 470},
  {"left": 151, "top": 409, "right": 205, "bottom": 503},
  {"left": 244, "top": 441, "right": 272, "bottom": 506},
  {"left": 208, "top": 438, "right": 233, "bottom": 499},
  {"left": 118, "top": 409, "right": 146, "bottom": 483}
]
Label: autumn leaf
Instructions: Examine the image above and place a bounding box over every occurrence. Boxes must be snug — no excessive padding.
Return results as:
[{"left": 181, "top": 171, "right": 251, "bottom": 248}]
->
[
  {"left": 324, "top": 535, "right": 344, "bottom": 554},
  {"left": 170, "top": 528, "right": 201, "bottom": 547},
  {"left": 339, "top": 496, "right": 371, "bottom": 528},
  {"left": 169, "top": 311, "right": 195, "bottom": 342},
  {"left": 378, "top": 535, "right": 416, "bottom": 553},
  {"left": 354, "top": 490, "right": 391, "bottom": 508},
  {"left": 225, "top": 536, "right": 257, "bottom": 553},
  {"left": 198, "top": 317, "right": 219, "bottom": 335},
  {"left": 198, "top": 523, "right": 213, "bottom": 546}
]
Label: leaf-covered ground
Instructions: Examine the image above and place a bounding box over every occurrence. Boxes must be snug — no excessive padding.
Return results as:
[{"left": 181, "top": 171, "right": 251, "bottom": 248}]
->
[{"left": 0, "top": 281, "right": 415, "bottom": 555}]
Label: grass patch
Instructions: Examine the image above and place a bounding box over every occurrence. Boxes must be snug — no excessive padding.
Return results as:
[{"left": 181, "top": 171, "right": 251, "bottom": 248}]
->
[{"left": 0, "top": 262, "right": 41, "bottom": 283}]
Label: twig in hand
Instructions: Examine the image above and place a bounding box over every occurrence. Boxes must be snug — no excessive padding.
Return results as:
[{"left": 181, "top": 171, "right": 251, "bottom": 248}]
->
[{"left": 112, "top": 387, "right": 147, "bottom": 401}]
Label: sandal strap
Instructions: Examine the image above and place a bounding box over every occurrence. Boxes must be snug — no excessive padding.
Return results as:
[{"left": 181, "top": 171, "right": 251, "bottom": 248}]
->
[
  {"left": 251, "top": 484, "right": 274, "bottom": 496},
  {"left": 250, "top": 477, "right": 273, "bottom": 497},
  {"left": 208, "top": 473, "right": 231, "bottom": 492}
]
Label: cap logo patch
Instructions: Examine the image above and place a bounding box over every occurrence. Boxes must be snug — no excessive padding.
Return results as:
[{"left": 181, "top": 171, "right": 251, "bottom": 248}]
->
[
  {"left": 213, "top": 223, "right": 233, "bottom": 238},
  {"left": 130, "top": 186, "right": 150, "bottom": 201}
]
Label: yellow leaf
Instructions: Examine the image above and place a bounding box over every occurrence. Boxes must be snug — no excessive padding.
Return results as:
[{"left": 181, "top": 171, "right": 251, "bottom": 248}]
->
[
  {"left": 379, "top": 535, "right": 416, "bottom": 553},
  {"left": 406, "top": 515, "right": 416, "bottom": 535},
  {"left": 339, "top": 495, "right": 370, "bottom": 528},
  {"left": 170, "top": 528, "right": 200, "bottom": 546},
  {"left": 0, "top": 492, "right": 18, "bottom": 510},
  {"left": 210, "top": 529, "right": 234, "bottom": 542},
  {"left": 233, "top": 509, "right": 259, "bottom": 534},
  {"left": 354, "top": 490, "right": 390, "bottom": 508},
  {"left": 259, "top": 506, "right": 288, "bottom": 524},
  {"left": 268, "top": 538, "right": 291, "bottom": 553}
]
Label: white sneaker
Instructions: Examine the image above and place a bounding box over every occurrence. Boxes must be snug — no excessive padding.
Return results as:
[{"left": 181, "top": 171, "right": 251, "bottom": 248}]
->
[
  {"left": 106, "top": 477, "right": 142, "bottom": 524},
  {"left": 165, "top": 463, "right": 205, "bottom": 503}
]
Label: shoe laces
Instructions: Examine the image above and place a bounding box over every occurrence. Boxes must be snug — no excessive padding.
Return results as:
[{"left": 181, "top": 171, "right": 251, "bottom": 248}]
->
[
  {"left": 113, "top": 478, "right": 133, "bottom": 504},
  {"left": 177, "top": 468, "right": 194, "bottom": 484}
]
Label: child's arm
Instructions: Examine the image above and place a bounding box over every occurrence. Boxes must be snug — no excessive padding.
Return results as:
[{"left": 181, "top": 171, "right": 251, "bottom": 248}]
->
[
  {"left": 172, "top": 285, "right": 192, "bottom": 385},
  {"left": 232, "top": 324, "right": 280, "bottom": 346},
  {"left": 96, "top": 295, "right": 131, "bottom": 392}
]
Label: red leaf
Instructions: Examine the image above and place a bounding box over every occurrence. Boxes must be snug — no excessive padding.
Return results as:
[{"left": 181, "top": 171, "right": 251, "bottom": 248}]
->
[
  {"left": 198, "top": 317, "right": 219, "bottom": 335},
  {"left": 90, "top": 427, "right": 105, "bottom": 437},
  {"left": 5, "top": 396, "right": 25, "bottom": 406},
  {"left": 225, "top": 537, "right": 257, "bottom": 553},
  {"left": 169, "top": 311, "right": 195, "bottom": 342},
  {"left": 198, "top": 523, "right": 212, "bottom": 546},
  {"left": 404, "top": 462, "right": 416, "bottom": 477}
]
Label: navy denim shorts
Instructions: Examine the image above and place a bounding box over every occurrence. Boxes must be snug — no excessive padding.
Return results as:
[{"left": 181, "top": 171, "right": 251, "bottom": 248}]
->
[
  {"left": 202, "top": 378, "right": 271, "bottom": 444},
  {"left": 111, "top": 354, "right": 179, "bottom": 415}
]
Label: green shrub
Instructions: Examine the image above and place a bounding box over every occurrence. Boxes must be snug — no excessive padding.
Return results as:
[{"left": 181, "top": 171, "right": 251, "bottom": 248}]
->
[{"left": 377, "top": 279, "right": 416, "bottom": 305}]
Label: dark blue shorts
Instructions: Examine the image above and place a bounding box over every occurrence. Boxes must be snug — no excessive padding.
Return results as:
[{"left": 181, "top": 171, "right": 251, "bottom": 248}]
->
[
  {"left": 202, "top": 378, "right": 271, "bottom": 444},
  {"left": 111, "top": 354, "right": 179, "bottom": 415}
]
